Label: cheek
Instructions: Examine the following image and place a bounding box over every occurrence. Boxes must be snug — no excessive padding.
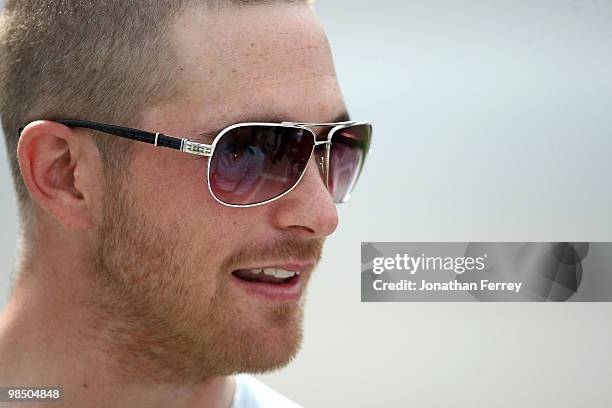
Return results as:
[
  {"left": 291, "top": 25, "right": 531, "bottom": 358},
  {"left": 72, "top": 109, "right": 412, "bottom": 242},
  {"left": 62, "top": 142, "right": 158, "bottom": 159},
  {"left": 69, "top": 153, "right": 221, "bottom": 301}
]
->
[
  {"left": 129, "top": 151, "right": 264, "bottom": 259},
  {"left": 132, "top": 149, "right": 212, "bottom": 214}
]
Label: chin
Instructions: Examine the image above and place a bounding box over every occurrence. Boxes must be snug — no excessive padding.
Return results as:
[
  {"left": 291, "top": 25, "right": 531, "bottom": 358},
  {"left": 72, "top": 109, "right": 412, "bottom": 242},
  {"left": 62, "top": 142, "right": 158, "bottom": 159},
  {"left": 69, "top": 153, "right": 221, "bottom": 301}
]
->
[
  {"left": 238, "top": 329, "right": 304, "bottom": 375},
  {"left": 226, "top": 303, "right": 305, "bottom": 375}
]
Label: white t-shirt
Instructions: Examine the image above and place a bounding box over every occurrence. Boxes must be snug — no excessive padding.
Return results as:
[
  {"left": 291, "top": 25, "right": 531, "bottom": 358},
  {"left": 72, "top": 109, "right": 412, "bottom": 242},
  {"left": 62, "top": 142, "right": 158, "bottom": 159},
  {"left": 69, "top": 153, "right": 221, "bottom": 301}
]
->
[{"left": 231, "top": 374, "right": 302, "bottom": 408}]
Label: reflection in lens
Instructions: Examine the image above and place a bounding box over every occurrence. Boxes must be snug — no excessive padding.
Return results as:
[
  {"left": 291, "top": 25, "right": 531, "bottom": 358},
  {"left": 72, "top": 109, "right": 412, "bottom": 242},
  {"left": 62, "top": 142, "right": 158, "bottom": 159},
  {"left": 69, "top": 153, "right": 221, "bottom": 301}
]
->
[
  {"left": 209, "top": 125, "right": 314, "bottom": 205},
  {"left": 213, "top": 144, "right": 265, "bottom": 195},
  {"left": 329, "top": 124, "right": 371, "bottom": 203}
]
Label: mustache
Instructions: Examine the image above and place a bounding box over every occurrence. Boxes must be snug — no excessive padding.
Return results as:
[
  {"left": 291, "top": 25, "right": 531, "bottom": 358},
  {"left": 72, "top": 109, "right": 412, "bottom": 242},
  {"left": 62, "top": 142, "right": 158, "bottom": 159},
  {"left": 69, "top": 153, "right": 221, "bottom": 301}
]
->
[{"left": 221, "top": 237, "right": 325, "bottom": 271}]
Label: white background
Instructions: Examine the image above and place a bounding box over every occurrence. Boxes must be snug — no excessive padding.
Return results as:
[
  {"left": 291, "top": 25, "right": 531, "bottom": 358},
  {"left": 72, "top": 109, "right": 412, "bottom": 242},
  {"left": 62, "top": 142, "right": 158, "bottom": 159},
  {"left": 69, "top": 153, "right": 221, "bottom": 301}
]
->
[{"left": 2, "top": 1, "right": 612, "bottom": 407}]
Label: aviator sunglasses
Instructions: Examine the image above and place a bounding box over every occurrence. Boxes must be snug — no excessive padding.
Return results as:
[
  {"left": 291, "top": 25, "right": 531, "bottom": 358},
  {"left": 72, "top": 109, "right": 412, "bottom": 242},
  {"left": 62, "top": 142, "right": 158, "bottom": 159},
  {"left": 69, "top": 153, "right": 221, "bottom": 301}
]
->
[{"left": 18, "top": 119, "right": 372, "bottom": 207}]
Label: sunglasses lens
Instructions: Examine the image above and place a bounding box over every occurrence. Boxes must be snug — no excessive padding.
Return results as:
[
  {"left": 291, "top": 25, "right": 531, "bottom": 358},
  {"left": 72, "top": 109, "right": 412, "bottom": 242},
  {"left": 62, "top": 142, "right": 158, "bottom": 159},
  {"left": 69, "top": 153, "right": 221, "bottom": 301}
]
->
[
  {"left": 329, "top": 123, "right": 372, "bottom": 203},
  {"left": 209, "top": 125, "right": 314, "bottom": 206}
]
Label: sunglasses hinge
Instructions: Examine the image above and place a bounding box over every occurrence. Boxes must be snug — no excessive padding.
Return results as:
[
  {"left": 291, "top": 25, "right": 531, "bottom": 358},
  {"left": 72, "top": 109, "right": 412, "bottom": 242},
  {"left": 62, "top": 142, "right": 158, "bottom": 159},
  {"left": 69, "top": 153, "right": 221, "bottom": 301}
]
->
[{"left": 181, "top": 140, "right": 213, "bottom": 156}]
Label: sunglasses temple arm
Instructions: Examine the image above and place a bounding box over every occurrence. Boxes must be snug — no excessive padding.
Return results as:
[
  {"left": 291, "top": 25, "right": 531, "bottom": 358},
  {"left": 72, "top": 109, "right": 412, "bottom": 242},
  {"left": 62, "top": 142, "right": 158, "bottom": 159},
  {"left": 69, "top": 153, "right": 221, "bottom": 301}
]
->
[{"left": 19, "top": 119, "right": 214, "bottom": 157}]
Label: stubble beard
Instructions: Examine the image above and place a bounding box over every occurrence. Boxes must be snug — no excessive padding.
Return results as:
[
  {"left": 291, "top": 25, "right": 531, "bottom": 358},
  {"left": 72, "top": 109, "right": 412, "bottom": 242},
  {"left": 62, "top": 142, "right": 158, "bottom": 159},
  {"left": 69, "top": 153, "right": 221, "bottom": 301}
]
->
[{"left": 87, "top": 174, "right": 321, "bottom": 385}]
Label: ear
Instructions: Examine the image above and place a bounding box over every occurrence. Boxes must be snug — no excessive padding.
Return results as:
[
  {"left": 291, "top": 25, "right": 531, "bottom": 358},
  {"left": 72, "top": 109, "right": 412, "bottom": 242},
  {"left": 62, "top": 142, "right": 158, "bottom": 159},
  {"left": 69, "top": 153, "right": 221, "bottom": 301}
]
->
[{"left": 17, "top": 120, "right": 101, "bottom": 230}]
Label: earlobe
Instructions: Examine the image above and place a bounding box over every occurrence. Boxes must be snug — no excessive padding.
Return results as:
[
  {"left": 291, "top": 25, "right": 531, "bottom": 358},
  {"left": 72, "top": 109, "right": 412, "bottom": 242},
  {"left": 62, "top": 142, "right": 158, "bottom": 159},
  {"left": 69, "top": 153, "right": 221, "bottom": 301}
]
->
[{"left": 17, "top": 120, "right": 95, "bottom": 230}]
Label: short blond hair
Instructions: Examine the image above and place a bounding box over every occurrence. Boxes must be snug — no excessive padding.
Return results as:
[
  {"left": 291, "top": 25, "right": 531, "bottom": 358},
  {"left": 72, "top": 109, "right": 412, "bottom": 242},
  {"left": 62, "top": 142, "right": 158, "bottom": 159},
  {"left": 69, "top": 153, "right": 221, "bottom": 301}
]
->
[{"left": 0, "top": 0, "right": 309, "bottom": 223}]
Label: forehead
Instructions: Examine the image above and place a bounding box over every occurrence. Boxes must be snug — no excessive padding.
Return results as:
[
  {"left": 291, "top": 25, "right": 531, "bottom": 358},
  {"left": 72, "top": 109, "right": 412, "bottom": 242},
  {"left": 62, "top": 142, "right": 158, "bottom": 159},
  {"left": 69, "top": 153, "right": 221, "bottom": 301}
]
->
[{"left": 153, "top": 3, "right": 345, "bottom": 134}]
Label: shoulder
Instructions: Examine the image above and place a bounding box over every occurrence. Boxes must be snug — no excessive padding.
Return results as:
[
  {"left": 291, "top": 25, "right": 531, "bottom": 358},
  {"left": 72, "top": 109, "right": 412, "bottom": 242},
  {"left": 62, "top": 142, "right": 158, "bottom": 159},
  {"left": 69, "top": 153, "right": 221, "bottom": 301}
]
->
[{"left": 231, "top": 374, "right": 303, "bottom": 408}]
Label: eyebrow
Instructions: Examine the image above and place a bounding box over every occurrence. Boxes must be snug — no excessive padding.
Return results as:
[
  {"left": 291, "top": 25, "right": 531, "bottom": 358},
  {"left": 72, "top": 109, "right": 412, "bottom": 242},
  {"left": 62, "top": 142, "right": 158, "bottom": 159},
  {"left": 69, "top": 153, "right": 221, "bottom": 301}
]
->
[{"left": 189, "top": 111, "right": 352, "bottom": 141}]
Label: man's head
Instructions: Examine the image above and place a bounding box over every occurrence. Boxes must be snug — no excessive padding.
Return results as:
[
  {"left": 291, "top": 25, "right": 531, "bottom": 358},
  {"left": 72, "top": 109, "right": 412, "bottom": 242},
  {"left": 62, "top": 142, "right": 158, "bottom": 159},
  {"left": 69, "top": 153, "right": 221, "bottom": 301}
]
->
[{"left": 0, "top": 0, "right": 345, "bottom": 383}]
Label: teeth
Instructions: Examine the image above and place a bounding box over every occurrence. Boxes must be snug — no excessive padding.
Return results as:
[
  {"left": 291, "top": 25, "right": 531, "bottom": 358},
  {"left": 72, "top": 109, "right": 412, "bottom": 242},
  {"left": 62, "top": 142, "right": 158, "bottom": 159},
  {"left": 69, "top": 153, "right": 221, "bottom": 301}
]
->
[{"left": 261, "top": 268, "right": 298, "bottom": 279}]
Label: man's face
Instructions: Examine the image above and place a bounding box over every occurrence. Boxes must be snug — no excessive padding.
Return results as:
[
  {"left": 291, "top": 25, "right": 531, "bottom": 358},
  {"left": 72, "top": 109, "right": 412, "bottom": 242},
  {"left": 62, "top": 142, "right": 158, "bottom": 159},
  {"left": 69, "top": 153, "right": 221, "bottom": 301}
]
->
[{"left": 91, "top": 3, "right": 344, "bottom": 382}]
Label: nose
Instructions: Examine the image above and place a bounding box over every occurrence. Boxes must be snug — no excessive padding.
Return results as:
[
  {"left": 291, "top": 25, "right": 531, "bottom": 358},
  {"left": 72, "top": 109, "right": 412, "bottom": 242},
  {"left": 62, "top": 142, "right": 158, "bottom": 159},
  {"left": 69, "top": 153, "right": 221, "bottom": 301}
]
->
[{"left": 270, "top": 154, "right": 339, "bottom": 238}]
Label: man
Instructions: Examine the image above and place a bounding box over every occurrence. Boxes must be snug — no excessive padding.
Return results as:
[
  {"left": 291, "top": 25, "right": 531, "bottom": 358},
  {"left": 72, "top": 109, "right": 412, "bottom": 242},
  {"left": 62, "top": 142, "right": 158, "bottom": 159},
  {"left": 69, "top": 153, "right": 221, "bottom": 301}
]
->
[{"left": 0, "top": 1, "right": 371, "bottom": 407}]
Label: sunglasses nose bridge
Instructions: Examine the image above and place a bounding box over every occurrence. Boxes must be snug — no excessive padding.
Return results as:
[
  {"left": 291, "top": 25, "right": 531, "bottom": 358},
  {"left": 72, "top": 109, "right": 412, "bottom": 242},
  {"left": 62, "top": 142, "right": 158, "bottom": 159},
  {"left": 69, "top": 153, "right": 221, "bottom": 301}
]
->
[{"left": 313, "top": 142, "right": 330, "bottom": 188}]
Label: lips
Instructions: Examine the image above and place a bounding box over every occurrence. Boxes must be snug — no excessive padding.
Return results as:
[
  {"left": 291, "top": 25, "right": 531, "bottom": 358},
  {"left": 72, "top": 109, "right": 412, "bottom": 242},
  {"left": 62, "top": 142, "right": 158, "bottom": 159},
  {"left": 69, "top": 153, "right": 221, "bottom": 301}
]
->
[
  {"left": 232, "top": 268, "right": 301, "bottom": 284},
  {"left": 230, "top": 263, "right": 312, "bottom": 301}
]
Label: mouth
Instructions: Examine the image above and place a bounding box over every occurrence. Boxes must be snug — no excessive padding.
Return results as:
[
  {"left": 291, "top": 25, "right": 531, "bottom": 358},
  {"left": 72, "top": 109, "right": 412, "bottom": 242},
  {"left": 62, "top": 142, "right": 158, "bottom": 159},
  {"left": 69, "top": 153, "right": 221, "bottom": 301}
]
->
[
  {"left": 231, "top": 264, "right": 312, "bottom": 301},
  {"left": 232, "top": 267, "right": 301, "bottom": 283}
]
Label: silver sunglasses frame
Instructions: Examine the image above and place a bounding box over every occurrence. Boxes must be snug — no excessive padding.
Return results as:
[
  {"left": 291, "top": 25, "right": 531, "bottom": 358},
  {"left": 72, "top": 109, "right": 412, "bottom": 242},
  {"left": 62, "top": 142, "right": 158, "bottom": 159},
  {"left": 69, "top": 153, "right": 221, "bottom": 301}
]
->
[{"left": 185, "top": 120, "right": 371, "bottom": 208}]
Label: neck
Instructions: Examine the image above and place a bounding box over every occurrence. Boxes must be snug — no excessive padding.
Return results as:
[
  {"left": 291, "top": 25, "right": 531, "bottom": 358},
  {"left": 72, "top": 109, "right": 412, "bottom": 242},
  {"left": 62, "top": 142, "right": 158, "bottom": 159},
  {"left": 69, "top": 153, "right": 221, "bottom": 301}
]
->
[{"left": 0, "top": 240, "right": 235, "bottom": 408}]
